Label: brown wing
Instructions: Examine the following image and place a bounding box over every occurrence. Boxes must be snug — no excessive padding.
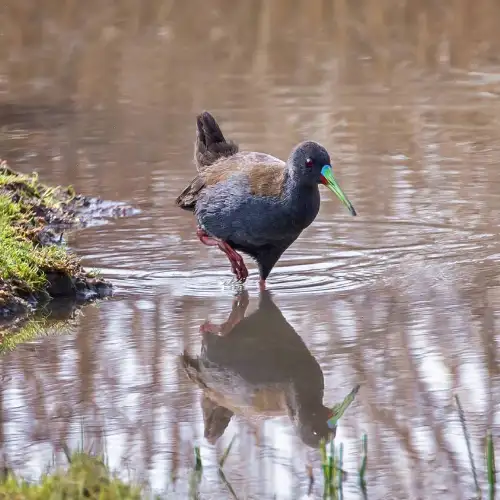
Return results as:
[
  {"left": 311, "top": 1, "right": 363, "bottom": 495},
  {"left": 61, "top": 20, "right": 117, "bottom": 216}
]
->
[
  {"left": 175, "top": 176, "right": 206, "bottom": 211},
  {"left": 175, "top": 152, "right": 287, "bottom": 211}
]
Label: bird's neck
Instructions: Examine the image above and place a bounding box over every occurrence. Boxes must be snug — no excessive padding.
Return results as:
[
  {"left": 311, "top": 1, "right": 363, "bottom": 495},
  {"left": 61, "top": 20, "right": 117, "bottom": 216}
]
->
[
  {"left": 282, "top": 170, "right": 321, "bottom": 229},
  {"left": 283, "top": 167, "right": 318, "bottom": 199}
]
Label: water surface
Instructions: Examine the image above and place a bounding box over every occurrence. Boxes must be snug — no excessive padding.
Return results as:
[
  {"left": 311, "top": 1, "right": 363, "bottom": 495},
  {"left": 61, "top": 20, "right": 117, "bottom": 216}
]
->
[{"left": 1, "top": 1, "right": 500, "bottom": 498}]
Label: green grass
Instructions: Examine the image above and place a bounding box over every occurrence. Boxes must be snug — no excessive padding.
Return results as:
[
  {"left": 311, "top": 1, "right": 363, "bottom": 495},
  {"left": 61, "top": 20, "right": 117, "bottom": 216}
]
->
[
  {"left": 319, "top": 435, "right": 367, "bottom": 500},
  {"left": 0, "top": 195, "right": 78, "bottom": 291},
  {"left": 0, "top": 161, "right": 100, "bottom": 315},
  {"left": 0, "top": 162, "right": 76, "bottom": 206},
  {"left": 455, "top": 394, "right": 497, "bottom": 500},
  {"left": 487, "top": 432, "right": 496, "bottom": 500},
  {"left": 0, "top": 398, "right": 493, "bottom": 499},
  {"left": 0, "top": 430, "right": 238, "bottom": 499},
  {"left": 0, "top": 452, "right": 143, "bottom": 499},
  {"left": 317, "top": 396, "right": 498, "bottom": 499},
  {"left": 316, "top": 385, "right": 364, "bottom": 499}
]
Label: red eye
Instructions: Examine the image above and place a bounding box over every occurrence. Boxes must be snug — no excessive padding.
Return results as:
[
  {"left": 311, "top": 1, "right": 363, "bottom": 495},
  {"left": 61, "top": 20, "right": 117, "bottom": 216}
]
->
[{"left": 305, "top": 158, "right": 313, "bottom": 168}]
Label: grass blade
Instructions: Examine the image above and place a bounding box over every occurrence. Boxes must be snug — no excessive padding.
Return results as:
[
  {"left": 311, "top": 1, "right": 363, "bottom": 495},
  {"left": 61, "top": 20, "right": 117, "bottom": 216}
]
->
[
  {"left": 359, "top": 433, "right": 368, "bottom": 492},
  {"left": 219, "top": 436, "right": 236, "bottom": 469},
  {"left": 219, "top": 469, "right": 239, "bottom": 500},
  {"left": 487, "top": 432, "right": 496, "bottom": 500},
  {"left": 338, "top": 442, "right": 344, "bottom": 500},
  {"left": 194, "top": 446, "right": 202, "bottom": 472},
  {"left": 455, "top": 395, "right": 481, "bottom": 498},
  {"left": 307, "top": 464, "right": 314, "bottom": 497}
]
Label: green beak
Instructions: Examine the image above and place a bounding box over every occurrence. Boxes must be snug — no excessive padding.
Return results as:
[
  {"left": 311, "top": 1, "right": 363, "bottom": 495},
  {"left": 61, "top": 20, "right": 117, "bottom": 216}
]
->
[{"left": 320, "top": 165, "right": 357, "bottom": 216}]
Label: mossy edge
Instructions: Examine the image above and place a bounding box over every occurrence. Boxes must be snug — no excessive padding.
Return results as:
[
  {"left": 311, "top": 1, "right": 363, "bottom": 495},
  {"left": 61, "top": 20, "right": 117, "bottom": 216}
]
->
[{"left": 0, "top": 160, "right": 113, "bottom": 322}]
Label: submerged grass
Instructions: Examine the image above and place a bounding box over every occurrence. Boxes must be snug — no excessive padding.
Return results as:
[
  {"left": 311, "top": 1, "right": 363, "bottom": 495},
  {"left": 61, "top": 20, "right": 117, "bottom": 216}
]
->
[
  {"left": 188, "top": 439, "right": 238, "bottom": 500},
  {"left": 319, "top": 435, "right": 367, "bottom": 500},
  {"left": 487, "top": 433, "right": 496, "bottom": 500},
  {"left": 318, "top": 385, "right": 363, "bottom": 499},
  {"left": 1, "top": 401, "right": 494, "bottom": 499},
  {"left": 455, "top": 394, "right": 497, "bottom": 500},
  {"left": 318, "top": 396, "right": 497, "bottom": 499}
]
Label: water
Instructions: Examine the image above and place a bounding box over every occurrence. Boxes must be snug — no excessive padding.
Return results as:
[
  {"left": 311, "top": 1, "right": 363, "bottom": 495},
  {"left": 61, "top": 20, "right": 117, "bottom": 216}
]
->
[{"left": 1, "top": 1, "right": 500, "bottom": 498}]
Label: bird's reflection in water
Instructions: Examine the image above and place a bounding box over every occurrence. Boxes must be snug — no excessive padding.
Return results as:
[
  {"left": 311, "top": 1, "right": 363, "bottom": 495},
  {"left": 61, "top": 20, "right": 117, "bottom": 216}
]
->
[{"left": 181, "top": 290, "right": 335, "bottom": 448}]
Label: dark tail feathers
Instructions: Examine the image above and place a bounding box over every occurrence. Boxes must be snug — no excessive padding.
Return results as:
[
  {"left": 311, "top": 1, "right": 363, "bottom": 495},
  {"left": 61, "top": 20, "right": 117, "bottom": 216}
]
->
[{"left": 195, "top": 111, "right": 238, "bottom": 169}]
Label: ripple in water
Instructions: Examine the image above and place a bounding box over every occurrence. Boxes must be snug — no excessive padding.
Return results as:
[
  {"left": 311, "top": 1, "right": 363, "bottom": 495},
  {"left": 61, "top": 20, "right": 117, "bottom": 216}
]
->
[{"left": 75, "top": 214, "right": 499, "bottom": 298}]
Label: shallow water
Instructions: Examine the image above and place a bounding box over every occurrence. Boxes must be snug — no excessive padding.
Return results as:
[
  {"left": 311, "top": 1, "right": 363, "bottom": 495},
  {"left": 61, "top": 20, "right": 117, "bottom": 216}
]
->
[{"left": 2, "top": 0, "right": 500, "bottom": 498}]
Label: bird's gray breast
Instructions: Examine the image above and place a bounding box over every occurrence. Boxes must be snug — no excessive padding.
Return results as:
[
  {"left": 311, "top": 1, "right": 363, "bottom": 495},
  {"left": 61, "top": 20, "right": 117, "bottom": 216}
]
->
[
  {"left": 196, "top": 175, "right": 320, "bottom": 245},
  {"left": 285, "top": 184, "right": 321, "bottom": 232}
]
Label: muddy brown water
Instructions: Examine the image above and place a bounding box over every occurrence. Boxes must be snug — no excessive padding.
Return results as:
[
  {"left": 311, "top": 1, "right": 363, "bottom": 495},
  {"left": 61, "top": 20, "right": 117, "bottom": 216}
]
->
[{"left": 2, "top": 1, "right": 500, "bottom": 498}]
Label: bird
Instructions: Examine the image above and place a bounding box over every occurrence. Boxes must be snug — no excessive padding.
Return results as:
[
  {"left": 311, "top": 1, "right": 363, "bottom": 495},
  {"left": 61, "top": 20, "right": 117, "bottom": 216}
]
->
[
  {"left": 176, "top": 111, "right": 357, "bottom": 289},
  {"left": 180, "top": 290, "right": 336, "bottom": 448}
]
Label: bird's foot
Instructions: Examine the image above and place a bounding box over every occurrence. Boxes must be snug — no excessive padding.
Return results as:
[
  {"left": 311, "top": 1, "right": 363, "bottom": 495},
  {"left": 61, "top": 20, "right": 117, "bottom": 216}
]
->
[
  {"left": 226, "top": 248, "right": 248, "bottom": 283},
  {"left": 200, "top": 320, "right": 237, "bottom": 336},
  {"left": 196, "top": 227, "right": 248, "bottom": 283},
  {"left": 199, "top": 320, "right": 224, "bottom": 335}
]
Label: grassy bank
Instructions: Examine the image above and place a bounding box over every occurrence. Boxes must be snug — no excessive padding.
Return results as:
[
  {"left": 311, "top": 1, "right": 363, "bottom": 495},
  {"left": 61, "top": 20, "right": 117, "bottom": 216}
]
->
[{"left": 0, "top": 160, "right": 111, "bottom": 320}]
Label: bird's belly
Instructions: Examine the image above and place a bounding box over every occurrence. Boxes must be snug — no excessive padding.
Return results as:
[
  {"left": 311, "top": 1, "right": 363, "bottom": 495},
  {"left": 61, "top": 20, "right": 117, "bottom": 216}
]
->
[{"left": 199, "top": 202, "right": 293, "bottom": 246}]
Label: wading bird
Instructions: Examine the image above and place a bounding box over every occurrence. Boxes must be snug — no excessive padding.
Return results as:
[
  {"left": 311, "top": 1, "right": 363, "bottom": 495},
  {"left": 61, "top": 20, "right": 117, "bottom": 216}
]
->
[{"left": 176, "top": 112, "right": 356, "bottom": 288}]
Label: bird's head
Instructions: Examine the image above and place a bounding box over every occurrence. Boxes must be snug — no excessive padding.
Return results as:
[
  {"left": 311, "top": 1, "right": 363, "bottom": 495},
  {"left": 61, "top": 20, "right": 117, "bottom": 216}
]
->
[{"left": 288, "top": 141, "right": 357, "bottom": 216}]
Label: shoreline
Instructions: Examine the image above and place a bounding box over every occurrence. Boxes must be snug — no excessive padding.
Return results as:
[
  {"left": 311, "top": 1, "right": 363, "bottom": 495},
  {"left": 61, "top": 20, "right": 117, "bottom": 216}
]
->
[{"left": 0, "top": 160, "right": 132, "bottom": 323}]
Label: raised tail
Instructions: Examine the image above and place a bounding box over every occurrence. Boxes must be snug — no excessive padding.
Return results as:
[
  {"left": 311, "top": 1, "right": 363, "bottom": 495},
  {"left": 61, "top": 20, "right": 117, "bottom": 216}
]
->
[
  {"left": 195, "top": 111, "right": 238, "bottom": 169},
  {"left": 176, "top": 112, "right": 238, "bottom": 210}
]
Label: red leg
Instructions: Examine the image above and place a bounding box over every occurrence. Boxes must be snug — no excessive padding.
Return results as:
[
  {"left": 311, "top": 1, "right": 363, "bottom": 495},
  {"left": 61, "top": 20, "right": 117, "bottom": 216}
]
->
[
  {"left": 200, "top": 291, "right": 250, "bottom": 335},
  {"left": 259, "top": 279, "right": 266, "bottom": 291},
  {"left": 196, "top": 228, "right": 249, "bottom": 282}
]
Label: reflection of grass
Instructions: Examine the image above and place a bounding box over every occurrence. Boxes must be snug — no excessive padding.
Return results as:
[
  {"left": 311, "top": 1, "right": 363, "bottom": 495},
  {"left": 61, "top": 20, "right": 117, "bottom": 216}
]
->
[
  {"left": 455, "top": 394, "right": 497, "bottom": 500},
  {"left": 188, "top": 438, "right": 238, "bottom": 500},
  {"left": 0, "top": 308, "right": 79, "bottom": 353}
]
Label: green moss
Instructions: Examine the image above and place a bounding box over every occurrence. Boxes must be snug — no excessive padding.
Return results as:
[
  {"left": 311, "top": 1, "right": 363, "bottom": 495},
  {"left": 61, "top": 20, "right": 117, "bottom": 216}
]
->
[
  {"left": 0, "top": 452, "right": 142, "bottom": 499},
  {"left": 0, "top": 164, "right": 76, "bottom": 209},
  {"left": 0, "top": 195, "right": 78, "bottom": 290},
  {"left": 0, "top": 161, "right": 110, "bottom": 317}
]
